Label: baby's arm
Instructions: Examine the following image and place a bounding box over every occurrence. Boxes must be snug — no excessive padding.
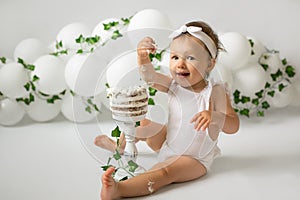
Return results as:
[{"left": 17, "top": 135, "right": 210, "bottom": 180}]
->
[
  {"left": 190, "top": 85, "right": 240, "bottom": 134},
  {"left": 137, "top": 37, "right": 172, "bottom": 93}
]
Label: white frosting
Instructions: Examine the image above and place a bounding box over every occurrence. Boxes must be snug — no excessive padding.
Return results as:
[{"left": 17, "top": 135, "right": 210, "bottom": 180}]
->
[{"left": 107, "top": 85, "right": 148, "bottom": 122}]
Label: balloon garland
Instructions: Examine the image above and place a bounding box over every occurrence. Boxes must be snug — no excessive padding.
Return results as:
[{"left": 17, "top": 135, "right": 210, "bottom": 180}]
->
[{"left": 0, "top": 9, "right": 298, "bottom": 126}]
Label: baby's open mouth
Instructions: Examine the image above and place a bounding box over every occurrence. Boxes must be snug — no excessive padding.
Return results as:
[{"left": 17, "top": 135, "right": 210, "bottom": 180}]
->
[{"left": 176, "top": 72, "right": 190, "bottom": 77}]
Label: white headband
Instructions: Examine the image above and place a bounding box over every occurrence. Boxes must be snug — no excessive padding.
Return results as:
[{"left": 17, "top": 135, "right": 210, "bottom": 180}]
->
[{"left": 169, "top": 25, "right": 217, "bottom": 59}]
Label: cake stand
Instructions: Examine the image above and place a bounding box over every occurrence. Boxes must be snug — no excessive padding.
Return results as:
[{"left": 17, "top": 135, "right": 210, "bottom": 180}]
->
[{"left": 112, "top": 114, "right": 147, "bottom": 177}]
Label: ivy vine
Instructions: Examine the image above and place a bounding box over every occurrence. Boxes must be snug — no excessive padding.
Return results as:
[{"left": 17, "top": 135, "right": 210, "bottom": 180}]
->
[{"left": 233, "top": 48, "right": 296, "bottom": 117}]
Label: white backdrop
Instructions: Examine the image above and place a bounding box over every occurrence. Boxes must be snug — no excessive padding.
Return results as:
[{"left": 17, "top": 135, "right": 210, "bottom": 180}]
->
[
  {"left": 1, "top": 1, "right": 300, "bottom": 200},
  {"left": 0, "top": 0, "right": 299, "bottom": 70}
]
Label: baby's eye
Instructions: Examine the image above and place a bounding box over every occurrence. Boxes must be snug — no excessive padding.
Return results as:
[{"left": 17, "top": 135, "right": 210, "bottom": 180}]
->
[
  {"left": 171, "top": 55, "right": 179, "bottom": 60},
  {"left": 186, "top": 56, "right": 195, "bottom": 60}
]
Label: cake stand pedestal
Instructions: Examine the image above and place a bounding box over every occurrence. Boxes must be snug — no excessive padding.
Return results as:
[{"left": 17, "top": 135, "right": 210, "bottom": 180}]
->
[
  {"left": 115, "top": 120, "right": 138, "bottom": 160},
  {"left": 113, "top": 115, "right": 146, "bottom": 177}
]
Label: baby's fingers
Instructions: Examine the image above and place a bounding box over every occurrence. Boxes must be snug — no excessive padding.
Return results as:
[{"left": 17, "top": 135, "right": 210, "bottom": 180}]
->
[{"left": 190, "top": 113, "right": 201, "bottom": 123}]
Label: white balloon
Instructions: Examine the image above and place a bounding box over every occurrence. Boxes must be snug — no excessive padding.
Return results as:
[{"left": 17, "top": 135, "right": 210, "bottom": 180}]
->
[
  {"left": 259, "top": 51, "right": 283, "bottom": 73},
  {"left": 0, "top": 62, "right": 29, "bottom": 98},
  {"left": 14, "top": 38, "right": 47, "bottom": 64},
  {"left": 65, "top": 54, "right": 88, "bottom": 93},
  {"left": 232, "top": 63, "right": 268, "bottom": 97},
  {"left": 218, "top": 32, "right": 251, "bottom": 70},
  {"left": 33, "top": 55, "right": 66, "bottom": 94},
  {"left": 61, "top": 92, "right": 100, "bottom": 123},
  {"left": 247, "top": 36, "right": 267, "bottom": 64},
  {"left": 106, "top": 51, "right": 144, "bottom": 87},
  {"left": 128, "top": 9, "right": 172, "bottom": 31},
  {"left": 92, "top": 18, "right": 126, "bottom": 44},
  {"left": 210, "top": 62, "right": 234, "bottom": 91},
  {"left": 56, "top": 22, "right": 91, "bottom": 50},
  {"left": 65, "top": 53, "right": 107, "bottom": 97},
  {"left": 25, "top": 95, "right": 62, "bottom": 122},
  {"left": 0, "top": 98, "right": 25, "bottom": 126},
  {"left": 268, "top": 82, "right": 294, "bottom": 108},
  {"left": 127, "top": 9, "right": 173, "bottom": 49},
  {"left": 289, "top": 78, "right": 300, "bottom": 107}
]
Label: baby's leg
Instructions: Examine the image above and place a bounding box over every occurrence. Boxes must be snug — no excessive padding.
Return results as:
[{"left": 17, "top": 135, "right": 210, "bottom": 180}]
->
[
  {"left": 136, "top": 119, "right": 167, "bottom": 152},
  {"left": 101, "top": 156, "right": 207, "bottom": 199},
  {"left": 94, "top": 133, "right": 126, "bottom": 153}
]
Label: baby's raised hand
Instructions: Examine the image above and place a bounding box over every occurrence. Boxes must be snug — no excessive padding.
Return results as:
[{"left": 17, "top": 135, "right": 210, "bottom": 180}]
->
[
  {"left": 190, "top": 110, "right": 212, "bottom": 131},
  {"left": 137, "top": 37, "right": 157, "bottom": 64}
]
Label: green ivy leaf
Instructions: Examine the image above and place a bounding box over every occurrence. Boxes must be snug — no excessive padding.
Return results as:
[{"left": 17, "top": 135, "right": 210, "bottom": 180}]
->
[
  {"left": 76, "top": 49, "right": 83, "bottom": 54},
  {"left": 233, "top": 90, "right": 240, "bottom": 104},
  {"left": 121, "top": 16, "right": 132, "bottom": 25},
  {"left": 264, "top": 82, "right": 271, "bottom": 89},
  {"left": 0, "top": 57, "right": 6, "bottom": 64},
  {"left": 55, "top": 41, "right": 63, "bottom": 49},
  {"left": 17, "top": 58, "right": 35, "bottom": 71},
  {"left": 239, "top": 109, "right": 250, "bottom": 117},
  {"left": 248, "top": 39, "right": 254, "bottom": 47},
  {"left": 111, "top": 30, "right": 122, "bottom": 40},
  {"left": 75, "top": 34, "right": 84, "bottom": 43},
  {"left": 32, "top": 75, "right": 40, "bottom": 82},
  {"left": 251, "top": 98, "right": 259, "bottom": 106},
  {"left": 285, "top": 65, "right": 295, "bottom": 78},
  {"left": 111, "top": 126, "right": 121, "bottom": 137},
  {"left": 148, "top": 87, "right": 157, "bottom": 96},
  {"left": 113, "top": 150, "right": 122, "bottom": 160},
  {"left": 278, "top": 83, "right": 286, "bottom": 92},
  {"left": 267, "top": 90, "right": 275, "bottom": 97},
  {"left": 101, "top": 165, "right": 113, "bottom": 171},
  {"left": 148, "top": 98, "right": 155, "bottom": 105},
  {"left": 149, "top": 53, "right": 155, "bottom": 61},
  {"left": 261, "top": 101, "right": 270, "bottom": 109},
  {"left": 24, "top": 82, "right": 31, "bottom": 91},
  {"left": 154, "top": 65, "right": 161, "bottom": 71},
  {"left": 260, "top": 63, "right": 268, "bottom": 71},
  {"left": 118, "top": 176, "right": 129, "bottom": 181},
  {"left": 135, "top": 121, "right": 140, "bottom": 127},
  {"left": 85, "top": 106, "right": 92, "bottom": 113},
  {"left": 257, "top": 110, "right": 264, "bottom": 117},
  {"left": 255, "top": 90, "right": 264, "bottom": 98},
  {"left": 281, "top": 58, "right": 287, "bottom": 65},
  {"left": 241, "top": 96, "right": 250, "bottom": 103},
  {"left": 47, "top": 95, "right": 61, "bottom": 104},
  {"left": 270, "top": 69, "right": 283, "bottom": 81},
  {"left": 103, "top": 21, "right": 119, "bottom": 30},
  {"left": 128, "top": 160, "right": 138, "bottom": 173}
]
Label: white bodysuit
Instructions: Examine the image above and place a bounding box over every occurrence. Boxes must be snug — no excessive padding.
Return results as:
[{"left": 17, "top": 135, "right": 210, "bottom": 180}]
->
[{"left": 157, "top": 80, "right": 221, "bottom": 170}]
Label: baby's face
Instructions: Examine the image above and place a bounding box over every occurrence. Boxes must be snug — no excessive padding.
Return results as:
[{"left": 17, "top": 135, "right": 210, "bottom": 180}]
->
[{"left": 169, "top": 35, "right": 212, "bottom": 91}]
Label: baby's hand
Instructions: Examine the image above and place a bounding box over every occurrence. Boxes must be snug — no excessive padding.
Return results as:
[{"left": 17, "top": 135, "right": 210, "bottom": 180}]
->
[
  {"left": 190, "top": 110, "right": 212, "bottom": 131},
  {"left": 137, "top": 37, "right": 157, "bottom": 63}
]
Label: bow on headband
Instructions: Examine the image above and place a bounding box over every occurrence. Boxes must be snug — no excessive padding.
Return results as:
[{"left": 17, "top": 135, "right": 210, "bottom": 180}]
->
[{"left": 169, "top": 25, "right": 217, "bottom": 59}]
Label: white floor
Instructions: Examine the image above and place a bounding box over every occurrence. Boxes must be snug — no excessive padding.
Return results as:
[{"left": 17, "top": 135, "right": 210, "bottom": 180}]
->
[{"left": 1, "top": 106, "right": 300, "bottom": 200}]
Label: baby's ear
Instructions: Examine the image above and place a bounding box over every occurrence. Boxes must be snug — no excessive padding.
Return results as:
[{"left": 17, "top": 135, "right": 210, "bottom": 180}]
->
[{"left": 208, "top": 58, "right": 216, "bottom": 71}]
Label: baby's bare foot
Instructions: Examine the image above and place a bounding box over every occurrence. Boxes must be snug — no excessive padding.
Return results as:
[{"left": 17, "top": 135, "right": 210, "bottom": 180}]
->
[{"left": 101, "top": 167, "right": 119, "bottom": 200}]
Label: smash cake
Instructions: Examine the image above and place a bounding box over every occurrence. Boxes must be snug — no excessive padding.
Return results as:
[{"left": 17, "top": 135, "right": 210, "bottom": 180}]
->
[{"left": 107, "top": 85, "right": 148, "bottom": 122}]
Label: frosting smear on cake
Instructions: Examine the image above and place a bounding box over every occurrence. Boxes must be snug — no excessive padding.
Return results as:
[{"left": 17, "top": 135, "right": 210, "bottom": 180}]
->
[{"left": 107, "top": 86, "right": 148, "bottom": 122}]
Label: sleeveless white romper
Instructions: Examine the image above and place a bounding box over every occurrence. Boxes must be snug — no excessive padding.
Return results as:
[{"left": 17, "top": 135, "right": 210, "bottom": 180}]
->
[{"left": 157, "top": 80, "right": 221, "bottom": 170}]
